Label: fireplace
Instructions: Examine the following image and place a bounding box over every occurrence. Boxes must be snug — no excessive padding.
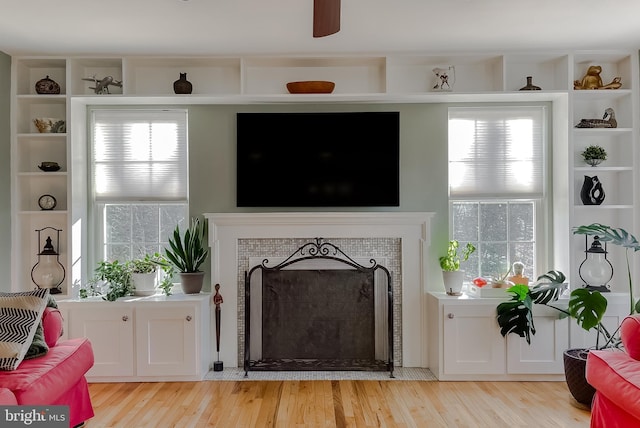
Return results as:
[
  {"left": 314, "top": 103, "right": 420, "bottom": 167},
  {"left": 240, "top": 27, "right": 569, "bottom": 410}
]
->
[
  {"left": 204, "top": 212, "right": 434, "bottom": 370},
  {"left": 243, "top": 239, "right": 394, "bottom": 376}
]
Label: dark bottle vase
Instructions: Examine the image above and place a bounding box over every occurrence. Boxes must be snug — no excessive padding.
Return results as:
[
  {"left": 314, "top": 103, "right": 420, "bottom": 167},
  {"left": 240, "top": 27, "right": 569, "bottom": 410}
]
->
[
  {"left": 580, "top": 175, "right": 605, "bottom": 205},
  {"left": 519, "top": 76, "right": 541, "bottom": 91},
  {"left": 173, "top": 73, "right": 193, "bottom": 94}
]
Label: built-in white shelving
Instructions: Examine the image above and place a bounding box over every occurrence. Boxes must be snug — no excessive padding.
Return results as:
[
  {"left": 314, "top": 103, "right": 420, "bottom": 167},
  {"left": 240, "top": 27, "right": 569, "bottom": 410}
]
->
[{"left": 10, "top": 50, "right": 639, "bottom": 298}]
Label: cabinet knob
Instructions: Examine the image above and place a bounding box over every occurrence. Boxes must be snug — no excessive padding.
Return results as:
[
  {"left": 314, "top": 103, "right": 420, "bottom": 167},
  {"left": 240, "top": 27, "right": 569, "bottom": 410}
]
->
[
  {"left": 447, "top": 313, "right": 455, "bottom": 319},
  {"left": 186, "top": 315, "right": 192, "bottom": 322},
  {"left": 122, "top": 315, "right": 129, "bottom": 322}
]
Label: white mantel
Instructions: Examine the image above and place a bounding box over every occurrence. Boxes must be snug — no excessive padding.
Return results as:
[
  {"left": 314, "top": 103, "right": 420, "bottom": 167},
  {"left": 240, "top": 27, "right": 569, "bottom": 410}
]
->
[{"left": 204, "top": 212, "right": 434, "bottom": 368}]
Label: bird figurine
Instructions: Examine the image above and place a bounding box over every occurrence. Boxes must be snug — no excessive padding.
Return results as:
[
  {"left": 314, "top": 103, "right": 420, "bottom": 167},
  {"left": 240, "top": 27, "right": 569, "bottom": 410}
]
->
[{"left": 575, "top": 108, "right": 617, "bottom": 128}]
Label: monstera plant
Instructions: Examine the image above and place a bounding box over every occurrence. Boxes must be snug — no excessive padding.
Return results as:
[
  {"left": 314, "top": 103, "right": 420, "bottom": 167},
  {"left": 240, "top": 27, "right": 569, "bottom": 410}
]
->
[{"left": 496, "top": 223, "right": 640, "bottom": 404}]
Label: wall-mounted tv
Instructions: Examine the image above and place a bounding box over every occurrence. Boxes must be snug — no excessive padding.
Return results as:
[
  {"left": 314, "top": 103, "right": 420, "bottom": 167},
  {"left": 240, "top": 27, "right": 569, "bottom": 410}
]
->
[{"left": 237, "top": 112, "right": 400, "bottom": 207}]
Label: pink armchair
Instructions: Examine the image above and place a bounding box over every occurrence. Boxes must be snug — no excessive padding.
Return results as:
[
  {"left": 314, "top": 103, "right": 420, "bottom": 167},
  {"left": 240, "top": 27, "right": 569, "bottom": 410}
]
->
[
  {"left": 0, "top": 306, "right": 94, "bottom": 428},
  {"left": 586, "top": 314, "right": 640, "bottom": 427}
]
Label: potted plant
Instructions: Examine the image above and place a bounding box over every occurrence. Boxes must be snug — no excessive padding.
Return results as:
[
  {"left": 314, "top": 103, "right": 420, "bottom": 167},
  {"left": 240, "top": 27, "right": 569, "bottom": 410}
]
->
[
  {"left": 130, "top": 253, "right": 173, "bottom": 296},
  {"left": 439, "top": 240, "right": 476, "bottom": 296},
  {"left": 496, "top": 223, "right": 640, "bottom": 405},
  {"left": 164, "top": 217, "right": 208, "bottom": 294},
  {"left": 581, "top": 144, "right": 607, "bottom": 167},
  {"left": 82, "top": 260, "right": 133, "bottom": 301}
]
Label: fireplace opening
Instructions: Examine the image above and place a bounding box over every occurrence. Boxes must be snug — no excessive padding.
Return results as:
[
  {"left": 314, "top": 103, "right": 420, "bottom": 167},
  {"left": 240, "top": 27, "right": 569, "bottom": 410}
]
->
[{"left": 244, "top": 238, "right": 394, "bottom": 377}]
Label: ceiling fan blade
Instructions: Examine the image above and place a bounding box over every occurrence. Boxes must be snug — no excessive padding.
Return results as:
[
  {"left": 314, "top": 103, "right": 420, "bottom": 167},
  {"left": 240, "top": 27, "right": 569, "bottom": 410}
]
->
[{"left": 313, "top": 0, "right": 340, "bottom": 38}]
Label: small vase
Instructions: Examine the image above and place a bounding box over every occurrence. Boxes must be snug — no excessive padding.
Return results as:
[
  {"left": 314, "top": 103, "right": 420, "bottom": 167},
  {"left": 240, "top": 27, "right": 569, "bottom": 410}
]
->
[
  {"left": 519, "top": 76, "right": 541, "bottom": 91},
  {"left": 35, "top": 75, "right": 61, "bottom": 94},
  {"left": 580, "top": 175, "right": 605, "bottom": 205},
  {"left": 173, "top": 73, "right": 193, "bottom": 94}
]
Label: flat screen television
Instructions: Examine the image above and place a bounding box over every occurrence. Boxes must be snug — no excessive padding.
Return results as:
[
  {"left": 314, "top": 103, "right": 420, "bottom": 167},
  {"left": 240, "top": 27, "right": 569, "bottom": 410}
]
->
[{"left": 236, "top": 112, "right": 400, "bottom": 207}]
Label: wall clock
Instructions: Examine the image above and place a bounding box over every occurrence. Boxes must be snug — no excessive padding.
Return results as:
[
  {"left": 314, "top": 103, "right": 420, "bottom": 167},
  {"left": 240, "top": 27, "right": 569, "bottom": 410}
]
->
[{"left": 38, "top": 194, "right": 57, "bottom": 210}]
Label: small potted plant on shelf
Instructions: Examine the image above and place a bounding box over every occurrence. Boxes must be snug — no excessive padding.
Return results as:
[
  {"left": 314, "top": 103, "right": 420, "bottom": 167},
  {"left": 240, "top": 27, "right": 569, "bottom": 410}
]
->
[
  {"left": 164, "top": 217, "right": 208, "bottom": 294},
  {"left": 496, "top": 223, "right": 640, "bottom": 405},
  {"left": 439, "top": 240, "right": 476, "bottom": 296},
  {"left": 581, "top": 144, "right": 607, "bottom": 167},
  {"left": 129, "top": 253, "right": 174, "bottom": 296}
]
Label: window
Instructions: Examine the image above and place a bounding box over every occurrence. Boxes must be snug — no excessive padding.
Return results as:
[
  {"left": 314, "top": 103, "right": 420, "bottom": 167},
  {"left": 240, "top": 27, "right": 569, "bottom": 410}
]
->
[
  {"left": 448, "top": 106, "right": 547, "bottom": 282},
  {"left": 90, "top": 109, "right": 189, "bottom": 262}
]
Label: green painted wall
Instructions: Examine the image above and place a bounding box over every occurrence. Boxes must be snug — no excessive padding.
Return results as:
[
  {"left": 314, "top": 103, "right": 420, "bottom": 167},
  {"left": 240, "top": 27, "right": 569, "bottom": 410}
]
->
[
  {"left": 186, "top": 103, "right": 450, "bottom": 288},
  {"left": 0, "top": 52, "right": 10, "bottom": 291}
]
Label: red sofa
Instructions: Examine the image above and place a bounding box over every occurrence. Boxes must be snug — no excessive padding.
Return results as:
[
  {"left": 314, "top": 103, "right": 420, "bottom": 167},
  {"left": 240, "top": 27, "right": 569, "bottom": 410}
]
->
[
  {"left": 0, "top": 306, "right": 95, "bottom": 428},
  {"left": 586, "top": 314, "right": 640, "bottom": 428}
]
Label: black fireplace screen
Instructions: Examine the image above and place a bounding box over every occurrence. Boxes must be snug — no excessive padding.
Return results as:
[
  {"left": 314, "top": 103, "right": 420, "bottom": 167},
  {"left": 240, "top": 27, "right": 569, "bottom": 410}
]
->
[{"left": 244, "top": 238, "right": 394, "bottom": 377}]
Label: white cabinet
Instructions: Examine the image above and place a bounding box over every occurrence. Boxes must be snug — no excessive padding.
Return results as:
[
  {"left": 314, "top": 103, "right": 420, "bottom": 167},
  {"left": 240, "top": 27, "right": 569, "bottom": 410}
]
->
[
  {"left": 64, "top": 305, "right": 135, "bottom": 377},
  {"left": 569, "top": 292, "right": 630, "bottom": 349},
  {"left": 442, "top": 303, "right": 505, "bottom": 375},
  {"left": 58, "top": 293, "right": 211, "bottom": 382},
  {"left": 135, "top": 305, "right": 198, "bottom": 377},
  {"left": 506, "top": 305, "right": 568, "bottom": 374},
  {"left": 427, "top": 292, "right": 567, "bottom": 381}
]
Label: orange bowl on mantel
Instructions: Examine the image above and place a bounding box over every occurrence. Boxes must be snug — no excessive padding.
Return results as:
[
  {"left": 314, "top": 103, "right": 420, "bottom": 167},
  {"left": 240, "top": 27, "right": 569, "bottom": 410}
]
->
[{"left": 286, "top": 80, "right": 335, "bottom": 94}]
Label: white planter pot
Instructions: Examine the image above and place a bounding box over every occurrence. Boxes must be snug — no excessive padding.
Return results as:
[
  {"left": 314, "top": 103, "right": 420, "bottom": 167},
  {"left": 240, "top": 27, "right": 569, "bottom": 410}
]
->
[
  {"left": 442, "top": 270, "right": 465, "bottom": 296},
  {"left": 131, "top": 272, "right": 158, "bottom": 296}
]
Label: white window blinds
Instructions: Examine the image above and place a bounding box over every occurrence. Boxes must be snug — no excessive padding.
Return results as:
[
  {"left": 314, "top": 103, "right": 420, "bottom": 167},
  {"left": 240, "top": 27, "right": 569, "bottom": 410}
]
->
[
  {"left": 448, "top": 106, "right": 545, "bottom": 199},
  {"left": 91, "top": 109, "right": 188, "bottom": 202}
]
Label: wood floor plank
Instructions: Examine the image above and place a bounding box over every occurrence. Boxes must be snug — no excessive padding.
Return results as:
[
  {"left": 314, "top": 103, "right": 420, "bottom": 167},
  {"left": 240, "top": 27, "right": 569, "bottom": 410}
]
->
[{"left": 87, "top": 380, "right": 591, "bottom": 427}]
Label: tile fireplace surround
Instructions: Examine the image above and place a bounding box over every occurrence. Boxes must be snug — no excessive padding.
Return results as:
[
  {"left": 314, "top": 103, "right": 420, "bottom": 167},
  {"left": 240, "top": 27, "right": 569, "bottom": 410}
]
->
[{"left": 204, "top": 212, "right": 434, "bottom": 369}]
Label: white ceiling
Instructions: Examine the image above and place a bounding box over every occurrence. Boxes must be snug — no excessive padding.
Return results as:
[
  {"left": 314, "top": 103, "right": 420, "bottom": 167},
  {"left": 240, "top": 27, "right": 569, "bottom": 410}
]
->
[{"left": 2, "top": 0, "right": 640, "bottom": 57}]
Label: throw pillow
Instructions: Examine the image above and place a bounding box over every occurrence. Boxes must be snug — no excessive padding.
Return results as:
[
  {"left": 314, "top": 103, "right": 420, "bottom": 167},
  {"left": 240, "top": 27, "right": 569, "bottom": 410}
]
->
[
  {"left": 23, "top": 321, "right": 47, "bottom": 360},
  {"left": 0, "top": 288, "right": 50, "bottom": 370},
  {"left": 24, "top": 297, "right": 61, "bottom": 359}
]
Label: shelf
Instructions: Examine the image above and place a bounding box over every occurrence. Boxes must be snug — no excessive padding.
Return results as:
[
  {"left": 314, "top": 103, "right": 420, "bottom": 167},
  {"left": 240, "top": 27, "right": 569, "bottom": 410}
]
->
[
  {"left": 503, "top": 53, "right": 569, "bottom": 91},
  {"left": 9, "top": 50, "right": 639, "bottom": 299},
  {"left": 124, "top": 57, "right": 241, "bottom": 95},
  {"left": 242, "top": 56, "right": 386, "bottom": 95},
  {"left": 573, "top": 53, "right": 633, "bottom": 90},
  {"left": 15, "top": 58, "right": 67, "bottom": 96},
  {"left": 69, "top": 58, "right": 123, "bottom": 95}
]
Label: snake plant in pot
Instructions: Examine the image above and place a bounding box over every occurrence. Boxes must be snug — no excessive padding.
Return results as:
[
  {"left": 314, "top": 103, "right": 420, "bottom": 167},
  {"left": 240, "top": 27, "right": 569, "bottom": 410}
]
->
[
  {"left": 164, "top": 217, "right": 208, "bottom": 294},
  {"left": 496, "top": 223, "right": 640, "bottom": 405}
]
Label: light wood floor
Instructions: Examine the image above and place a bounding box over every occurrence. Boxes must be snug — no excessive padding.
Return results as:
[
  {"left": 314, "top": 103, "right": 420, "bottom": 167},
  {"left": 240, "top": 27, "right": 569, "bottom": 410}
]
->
[{"left": 86, "top": 380, "right": 591, "bottom": 427}]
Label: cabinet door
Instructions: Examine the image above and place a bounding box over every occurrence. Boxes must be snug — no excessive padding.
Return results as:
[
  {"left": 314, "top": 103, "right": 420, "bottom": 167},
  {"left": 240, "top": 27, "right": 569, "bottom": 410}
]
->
[
  {"left": 443, "top": 303, "right": 505, "bottom": 375},
  {"left": 135, "top": 305, "right": 198, "bottom": 377},
  {"left": 570, "top": 300, "right": 628, "bottom": 349},
  {"left": 66, "top": 305, "right": 134, "bottom": 377},
  {"left": 507, "top": 306, "right": 568, "bottom": 374}
]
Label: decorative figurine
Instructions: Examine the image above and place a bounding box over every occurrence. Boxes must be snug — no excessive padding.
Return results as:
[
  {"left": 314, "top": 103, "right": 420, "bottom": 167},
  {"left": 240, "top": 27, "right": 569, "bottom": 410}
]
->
[
  {"left": 575, "top": 107, "right": 617, "bottom": 128},
  {"left": 213, "top": 283, "right": 224, "bottom": 371},
  {"left": 81, "top": 75, "right": 123, "bottom": 94},
  {"left": 432, "top": 66, "right": 455, "bottom": 91},
  {"left": 574, "top": 65, "right": 622, "bottom": 90},
  {"left": 507, "top": 262, "right": 529, "bottom": 286}
]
